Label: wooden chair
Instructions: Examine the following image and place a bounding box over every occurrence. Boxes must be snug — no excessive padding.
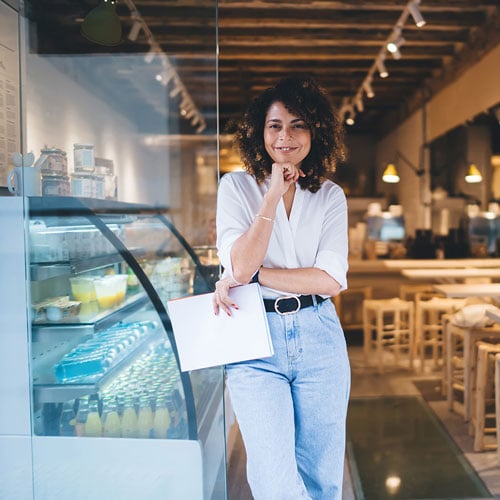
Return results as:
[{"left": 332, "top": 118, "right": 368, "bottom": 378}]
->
[
  {"left": 414, "top": 295, "right": 466, "bottom": 374},
  {"left": 473, "top": 340, "right": 500, "bottom": 451},
  {"left": 333, "top": 285, "right": 372, "bottom": 331},
  {"left": 495, "top": 353, "right": 500, "bottom": 462},
  {"left": 363, "top": 298, "right": 414, "bottom": 373}
]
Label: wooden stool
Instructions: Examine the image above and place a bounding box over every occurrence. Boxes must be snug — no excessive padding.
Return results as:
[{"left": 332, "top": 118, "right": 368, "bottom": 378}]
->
[
  {"left": 363, "top": 298, "right": 414, "bottom": 373},
  {"left": 445, "top": 322, "right": 500, "bottom": 421},
  {"left": 333, "top": 285, "right": 372, "bottom": 331},
  {"left": 473, "top": 340, "right": 500, "bottom": 451},
  {"left": 415, "top": 296, "right": 466, "bottom": 374},
  {"left": 399, "top": 284, "right": 436, "bottom": 301}
]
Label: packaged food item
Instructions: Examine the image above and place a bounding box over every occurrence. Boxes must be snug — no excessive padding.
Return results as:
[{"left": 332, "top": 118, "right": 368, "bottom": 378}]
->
[
  {"left": 74, "top": 144, "right": 95, "bottom": 170},
  {"left": 41, "top": 175, "right": 71, "bottom": 196},
  {"left": 32, "top": 296, "right": 81, "bottom": 322},
  {"left": 35, "top": 147, "right": 68, "bottom": 176}
]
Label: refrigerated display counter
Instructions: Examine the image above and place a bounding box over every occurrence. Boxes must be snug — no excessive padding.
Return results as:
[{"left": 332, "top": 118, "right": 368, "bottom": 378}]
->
[{"left": 0, "top": 196, "right": 225, "bottom": 499}]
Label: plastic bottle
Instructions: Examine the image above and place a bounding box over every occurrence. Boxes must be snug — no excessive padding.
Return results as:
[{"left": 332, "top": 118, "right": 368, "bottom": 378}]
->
[
  {"left": 121, "top": 397, "right": 138, "bottom": 438},
  {"left": 85, "top": 399, "right": 103, "bottom": 437},
  {"left": 153, "top": 397, "right": 171, "bottom": 439},
  {"left": 102, "top": 399, "right": 121, "bottom": 438},
  {"left": 59, "top": 400, "right": 76, "bottom": 436},
  {"left": 74, "top": 396, "right": 89, "bottom": 437},
  {"left": 137, "top": 396, "right": 154, "bottom": 439}
]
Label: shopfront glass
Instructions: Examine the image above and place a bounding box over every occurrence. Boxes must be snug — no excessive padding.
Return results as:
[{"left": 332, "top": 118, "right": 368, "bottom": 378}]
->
[{"left": 0, "top": 0, "right": 224, "bottom": 498}]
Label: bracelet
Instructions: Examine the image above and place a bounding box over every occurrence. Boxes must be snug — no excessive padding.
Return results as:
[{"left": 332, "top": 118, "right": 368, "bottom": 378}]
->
[{"left": 255, "top": 214, "right": 274, "bottom": 223}]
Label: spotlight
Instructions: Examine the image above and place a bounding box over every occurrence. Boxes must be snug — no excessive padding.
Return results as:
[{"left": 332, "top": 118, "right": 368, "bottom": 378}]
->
[
  {"left": 390, "top": 47, "right": 402, "bottom": 60},
  {"left": 128, "top": 13, "right": 143, "bottom": 41},
  {"left": 355, "top": 95, "right": 364, "bottom": 113},
  {"left": 363, "top": 79, "right": 375, "bottom": 98},
  {"left": 382, "top": 163, "right": 400, "bottom": 183},
  {"left": 377, "top": 57, "right": 389, "bottom": 78},
  {"left": 387, "top": 30, "right": 405, "bottom": 54},
  {"left": 408, "top": 0, "right": 426, "bottom": 27},
  {"left": 345, "top": 109, "right": 355, "bottom": 126}
]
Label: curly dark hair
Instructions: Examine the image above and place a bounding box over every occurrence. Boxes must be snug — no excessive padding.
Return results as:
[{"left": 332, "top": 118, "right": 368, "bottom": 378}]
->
[{"left": 233, "top": 76, "right": 347, "bottom": 193}]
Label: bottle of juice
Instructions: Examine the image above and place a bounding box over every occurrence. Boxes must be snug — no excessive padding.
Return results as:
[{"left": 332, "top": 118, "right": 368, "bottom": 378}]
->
[
  {"left": 74, "top": 396, "right": 89, "bottom": 437},
  {"left": 102, "top": 399, "right": 121, "bottom": 438},
  {"left": 137, "top": 396, "right": 153, "bottom": 439},
  {"left": 59, "top": 400, "right": 76, "bottom": 436},
  {"left": 121, "top": 397, "right": 138, "bottom": 438},
  {"left": 153, "top": 397, "right": 171, "bottom": 439},
  {"left": 85, "top": 399, "right": 103, "bottom": 437}
]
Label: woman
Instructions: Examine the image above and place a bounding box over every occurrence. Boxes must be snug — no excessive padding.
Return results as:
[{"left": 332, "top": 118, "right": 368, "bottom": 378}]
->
[{"left": 214, "top": 76, "right": 350, "bottom": 499}]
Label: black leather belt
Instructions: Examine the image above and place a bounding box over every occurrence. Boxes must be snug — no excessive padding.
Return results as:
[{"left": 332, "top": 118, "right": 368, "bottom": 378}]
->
[{"left": 263, "top": 295, "right": 326, "bottom": 315}]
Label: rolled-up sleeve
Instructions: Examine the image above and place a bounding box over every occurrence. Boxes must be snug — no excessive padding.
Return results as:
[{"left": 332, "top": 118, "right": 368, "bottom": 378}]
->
[
  {"left": 216, "top": 175, "right": 252, "bottom": 277},
  {"left": 314, "top": 187, "right": 349, "bottom": 291}
]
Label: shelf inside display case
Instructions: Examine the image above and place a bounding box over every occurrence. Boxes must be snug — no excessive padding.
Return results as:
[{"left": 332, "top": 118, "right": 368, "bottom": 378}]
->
[
  {"left": 33, "top": 328, "right": 165, "bottom": 404},
  {"left": 32, "top": 293, "right": 150, "bottom": 341}
]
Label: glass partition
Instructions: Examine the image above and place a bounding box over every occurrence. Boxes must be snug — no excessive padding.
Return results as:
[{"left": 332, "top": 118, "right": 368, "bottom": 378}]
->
[{"left": 12, "top": 1, "right": 223, "bottom": 498}]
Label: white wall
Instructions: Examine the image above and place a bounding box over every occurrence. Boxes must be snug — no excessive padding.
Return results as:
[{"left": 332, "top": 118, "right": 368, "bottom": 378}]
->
[
  {"left": 22, "top": 54, "right": 171, "bottom": 206},
  {"left": 377, "top": 42, "right": 500, "bottom": 237}
]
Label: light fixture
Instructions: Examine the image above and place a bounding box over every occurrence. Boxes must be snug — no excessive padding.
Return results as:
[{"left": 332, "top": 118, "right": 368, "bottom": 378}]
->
[
  {"left": 128, "top": 11, "right": 143, "bottom": 41},
  {"left": 382, "top": 151, "right": 425, "bottom": 183},
  {"left": 465, "top": 164, "right": 483, "bottom": 183},
  {"left": 377, "top": 56, "right": 389, "bottom": 78},
  {"left": 363, "top": 78, "right": 375, "bottom": 98},
  {"left": 345, "top": 109, "right": 355, "bottom": 126},
  {"left": 408, "top": 0, "right": 426, "bottom": 27},
  {"left": 355, "top": 94, "right": 364, "bottom": 113},
  {"left": 382, "top": 163, "right": 400, "bottom": 183},
  {"left": 81, "top": 0, "right": 122, "bottom": 46},
  {"left": 387, "top": 29, "right": 405, "bottom": 58}
]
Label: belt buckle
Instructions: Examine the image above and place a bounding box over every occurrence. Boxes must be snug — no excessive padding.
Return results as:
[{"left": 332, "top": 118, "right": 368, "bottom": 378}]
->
[{"left": 274, "top": 295, "right": 301, "bottom": 315}]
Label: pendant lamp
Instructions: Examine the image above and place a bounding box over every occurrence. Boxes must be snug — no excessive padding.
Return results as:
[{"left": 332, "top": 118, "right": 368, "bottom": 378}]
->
[
  {"left": 465, "top": 164, "right": 482, "bottom": 183},
  {"left": 382, "top": 163, "right": 400, "bottom": 183},
  {"left": 81, "top": 0, "right": 122, "bottom": 46}
]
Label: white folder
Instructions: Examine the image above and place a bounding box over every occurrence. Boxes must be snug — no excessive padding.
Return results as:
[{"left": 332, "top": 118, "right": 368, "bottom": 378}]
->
[{"left": 167, "top": 283, "right": 273, "bottom": 372}]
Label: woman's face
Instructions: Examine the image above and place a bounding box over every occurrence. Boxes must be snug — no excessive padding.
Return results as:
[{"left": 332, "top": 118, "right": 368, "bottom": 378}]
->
[{"left": 264, "top": 101, "right": 311, "bottom": 168}]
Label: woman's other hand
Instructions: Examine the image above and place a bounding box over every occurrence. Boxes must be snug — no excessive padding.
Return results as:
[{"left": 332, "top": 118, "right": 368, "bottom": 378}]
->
[{"left": 213, "top": 276, "right": 240, "bottom": 316}]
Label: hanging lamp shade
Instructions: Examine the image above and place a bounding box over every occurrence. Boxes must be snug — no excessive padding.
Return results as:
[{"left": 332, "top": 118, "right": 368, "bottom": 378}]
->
[
  {"left": 382, "top": 163, "right": 400, "bottom": 183},
  {"left": 465, "top": 163, "right": 482, "bottom": 183},
  {"left": 81, "top": 0, "right": 122, "bottom": 46}
]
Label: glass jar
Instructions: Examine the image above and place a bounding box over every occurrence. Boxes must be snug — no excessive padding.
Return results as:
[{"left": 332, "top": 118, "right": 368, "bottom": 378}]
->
[
  {"left": 73, "top": 143, "right": 95, "bottom": 169},
  {"left": 41, "top": 174, "right": 70, "bottom": 196}
]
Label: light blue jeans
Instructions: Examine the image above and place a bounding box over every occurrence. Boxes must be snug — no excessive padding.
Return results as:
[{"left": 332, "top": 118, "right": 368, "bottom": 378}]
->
[{"left": 225, "top": 298, "right": 351, "bottom": 500}]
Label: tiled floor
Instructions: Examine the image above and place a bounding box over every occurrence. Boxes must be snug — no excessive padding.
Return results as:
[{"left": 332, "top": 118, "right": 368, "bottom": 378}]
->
[{"left": 227, "top": 343, "right": 500, "bottom": 499}]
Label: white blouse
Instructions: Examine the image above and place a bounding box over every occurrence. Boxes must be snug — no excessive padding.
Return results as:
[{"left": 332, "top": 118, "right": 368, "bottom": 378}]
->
[{"left": 216, "top": 171, "right": 349, "bottom": 299}]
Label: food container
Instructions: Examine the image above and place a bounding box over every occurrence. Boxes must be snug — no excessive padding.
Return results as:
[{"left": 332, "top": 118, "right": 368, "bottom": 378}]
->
[
  {"left": 69, "top": 277, "right": 96, "bottom": 303},
  {"left": 93, "top": 274, "right": 128, "bottom": 309},
  {"left": 35, "top": 147, "right": 68, "bottom": 176},
  {"left": 33, "top": 296, "right": 81, "bottom": 322},
  {"left": 74, "top": 144, "right": 95, "bottom": 169},
  {"left": 42, "top": 174, "right": 71, "bottom": 196},
  {"left": 71, "top": 172, "right": 95, "bottom": 198}
]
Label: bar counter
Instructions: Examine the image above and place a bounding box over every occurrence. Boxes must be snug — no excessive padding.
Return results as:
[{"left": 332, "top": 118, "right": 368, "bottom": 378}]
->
[{"left": 347, "top": 259, "right": 500, "bottom": 299}]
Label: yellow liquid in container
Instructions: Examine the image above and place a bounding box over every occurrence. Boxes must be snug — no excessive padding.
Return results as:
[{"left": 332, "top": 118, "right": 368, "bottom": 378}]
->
[
  {"left": 85, "top": 411, "right": 103, "bottom": 437},
  {"left": 103, "top": 411, "right": 121, "bottom": 437},
  {"left": 96, "top": 295, "right": 116, "bottom": 309},
  {"left": 153, "top": 407, "right": 170, "bottom": 439},
  {"left": 137, "top": 406, "right": 153, "bottom": 439},
  {"left": 121, "top": 407, "right": 138, "bottom": 438}
]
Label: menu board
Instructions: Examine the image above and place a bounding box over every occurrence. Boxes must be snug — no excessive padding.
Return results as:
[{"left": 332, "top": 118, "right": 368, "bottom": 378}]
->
[{"left": 0, "top": 1, "right": 19, "bottom": 187}]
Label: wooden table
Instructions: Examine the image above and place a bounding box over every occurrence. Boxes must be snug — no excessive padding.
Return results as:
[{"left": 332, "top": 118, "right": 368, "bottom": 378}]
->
[
  {"left": 434, "top": 283, "right": 500, "bottom": 299},
  {"left": 402, "top": 268, "right": 500, "bottom": 283}
]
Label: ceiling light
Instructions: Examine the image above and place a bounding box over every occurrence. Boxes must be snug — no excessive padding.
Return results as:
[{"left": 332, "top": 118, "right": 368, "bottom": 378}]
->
[
  {"left": 363, "top": 79, "right": 375, "bottom": 98},
  {"left": 390, "top": 48, "right": 402, "bottom": 60},
  {"left": 345, "top": 110, "right": 355, "bottom": 126},
  {"left": 377, "top": 57, "right": 389, "bottom": 78},
  {"left": 128, "top": 13, "right": 143, "bottom": 41},
  {"left": 387, "top": 30, "right": 405, "bottom": 54},
  {"left": 81, "top": 0, "right": 122, "bottom": 46},
  {"left": 465, "top": 164, "right": 482, "bottom": 183},
  {"left": 355, "top": 95, "right": 364, "bottom": 113},
  {"left": 382, "top": 163, "right": 400, "bottom": 183},
  {"left": 408, "top": 0, "right": 426, "bottom": 27}
]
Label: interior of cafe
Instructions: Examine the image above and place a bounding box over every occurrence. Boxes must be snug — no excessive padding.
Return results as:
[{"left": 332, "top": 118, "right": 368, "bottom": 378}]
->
[{"left": 1, "top": 1, "right": 500, "bottom": 499}]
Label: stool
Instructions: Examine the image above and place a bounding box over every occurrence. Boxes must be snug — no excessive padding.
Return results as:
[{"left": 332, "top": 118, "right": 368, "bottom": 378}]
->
[
  {"left": 473, "top": 340, "right": 500, "bottom": 451},
  {"left": 415, "top": 296, "right": 466, "bottom": 374},
  {"left": 399, "top": 284, "right": 436, "bottom": 301},
  {"left": 445, "top": 323, "right": 500, "bottom": 421},
  {"left": 333, "top": 286, "right": 372, "bottom": 331},
  {"left": 363, "top": 298, "right": 414, "bottom": 373}
]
